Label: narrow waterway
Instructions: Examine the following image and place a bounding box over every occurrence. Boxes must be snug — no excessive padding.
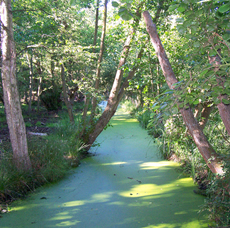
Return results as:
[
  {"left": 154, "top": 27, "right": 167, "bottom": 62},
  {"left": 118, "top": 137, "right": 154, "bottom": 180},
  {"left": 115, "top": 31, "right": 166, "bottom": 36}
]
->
[{"left": 1, "top": 110, "right": 208, "bottom": 228}]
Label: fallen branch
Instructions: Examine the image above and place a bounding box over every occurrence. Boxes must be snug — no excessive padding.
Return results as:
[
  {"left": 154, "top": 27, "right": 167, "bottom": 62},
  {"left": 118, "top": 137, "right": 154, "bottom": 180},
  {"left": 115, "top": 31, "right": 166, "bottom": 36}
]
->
[{"left": 28, "top": 132, "right": 47, "bottom": 136}]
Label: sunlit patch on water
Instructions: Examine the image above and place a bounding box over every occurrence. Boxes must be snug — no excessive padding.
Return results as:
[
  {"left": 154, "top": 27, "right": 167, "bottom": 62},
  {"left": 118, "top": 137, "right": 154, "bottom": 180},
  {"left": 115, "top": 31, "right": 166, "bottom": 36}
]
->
[
  {"left": 101, "top": 161, "right": 127, "bottom": 166},
  {"left": 140, "top": 161, "right": 179, "bottom": 170}
]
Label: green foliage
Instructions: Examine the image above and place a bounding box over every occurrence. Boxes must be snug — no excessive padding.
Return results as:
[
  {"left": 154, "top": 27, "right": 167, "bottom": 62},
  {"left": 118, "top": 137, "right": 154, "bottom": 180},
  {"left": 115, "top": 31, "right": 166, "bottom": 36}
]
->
[
  {"left": 120, "top": 100, "right": 136, "bottom": 113},
  {"left": 0, "top": 112, "right": 87, "bottom": 203},
  {"left": 40, "top": 88, "right": 62, "bottom": 111},
  {"left": 4, "top": 0, "right": 229, "bottom": 225},
  {"left": 200, "top": 161, "right": 230, "bottom": 226}
]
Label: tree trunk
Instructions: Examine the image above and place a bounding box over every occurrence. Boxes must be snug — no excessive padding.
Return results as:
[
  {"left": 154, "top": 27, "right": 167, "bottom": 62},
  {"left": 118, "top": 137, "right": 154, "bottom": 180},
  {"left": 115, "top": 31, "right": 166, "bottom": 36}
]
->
[
  {"left": 80, "top": 0, "right": 101, "bottom": 136},
  {"left": 86, "top": 43, "right": 143, "bottom": 150},
  {"left": 80, "top": 94, "right": 90, "bottom": 139},
  {"left": 61, "top": 64, "right": 75, "bottom": 124},
  {"left": 1, "top": 0, "right": 31, "bottom": 170},
  {"left": 26, "top": 52, "right": 33, "bottom": 114},
  {"left": 90, "top": 0, "right": 108, "bottom": 123},
  {"left": 143, "top": 11, "right": 223, "bottom": 175},
  {"left": 37, "top": 61, "right": 42, "bottom": 112},
  {"left": 208, "top": 49, "right": 230, "bottom": 136},
  {"left": 92, "top": 0, "right": 100, "bottom": 53},
  {"left": 194, "top": 102, "right": 213, "bottom": 130}
]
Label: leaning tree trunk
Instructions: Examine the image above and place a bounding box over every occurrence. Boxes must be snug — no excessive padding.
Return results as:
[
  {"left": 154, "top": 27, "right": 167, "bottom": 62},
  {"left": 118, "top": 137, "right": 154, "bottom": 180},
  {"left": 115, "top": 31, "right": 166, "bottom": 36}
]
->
[
  {"left": 1, "top": 0, "right": 31, "bottom": 170},
  {"left": 85, "top": 7, "right": 143, "bottom": 149},
  {"left": 90, "top": 0, "right": 108, "bottom": 124},
  {"left": 143, "top": 11, "right": 223, "bottom": 175},
  {"left": 61, "top": 64, "right": 75, "bottom": 124}
]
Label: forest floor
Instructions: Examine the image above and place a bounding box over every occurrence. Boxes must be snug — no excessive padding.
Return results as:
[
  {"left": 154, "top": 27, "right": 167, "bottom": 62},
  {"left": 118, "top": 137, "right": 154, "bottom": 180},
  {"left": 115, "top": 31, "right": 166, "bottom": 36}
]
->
[{"left": 0, "top": 110, "right": 59, "bottom": 143}]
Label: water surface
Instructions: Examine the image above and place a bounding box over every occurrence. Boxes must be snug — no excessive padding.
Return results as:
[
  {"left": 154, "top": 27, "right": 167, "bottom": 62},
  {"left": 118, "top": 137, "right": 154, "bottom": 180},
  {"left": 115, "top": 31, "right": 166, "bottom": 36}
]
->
[{"left": 1, "top": 111, "right": 208, "bottom": 227}]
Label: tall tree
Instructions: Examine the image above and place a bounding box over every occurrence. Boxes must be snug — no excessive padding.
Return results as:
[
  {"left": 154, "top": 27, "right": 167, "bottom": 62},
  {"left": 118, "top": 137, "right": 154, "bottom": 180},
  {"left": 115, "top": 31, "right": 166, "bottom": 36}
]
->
[
  {"left": 80, "top": 0, "right": 101, "bottom": 137},
  {"left": 90, "top": 0, "right": 108, "bottom": 123},
  {"left": 84, "top": 5, "right": 143, "bottom": 148},
  {"left": 143, "top": 11, "right": 223, "bottom": 175},
  {"left": 1, "top": 0, "right": 31, "bottom": 170}
]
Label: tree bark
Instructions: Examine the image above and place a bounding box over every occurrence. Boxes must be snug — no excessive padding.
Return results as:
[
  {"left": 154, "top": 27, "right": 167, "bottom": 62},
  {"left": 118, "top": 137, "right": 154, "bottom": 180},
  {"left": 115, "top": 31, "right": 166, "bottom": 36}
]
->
[
  {"left": 92, "top": 0, "right": 99, "bottom": 53},
  {"left": 80, "top": 94, "right": 90, "bottom": 139},
  {"left": 26, "top": 52, "right": 33, "bottom": 114},
  {"left": 143, "top": 11, "right": 223, "bottom": 175},
  {"left": 61, "top": 64, "right": 75, "bottom": 124},
  {"left": 1, "top": 0, "right": 31, "bottom": 170},
  {"left": 36, "top": 60, "right": 42, "bottom": 112},
  {"left": 90, "top": 0, "right": 108, "bottom": 123},
  {"left": 199, "top": 102, "right": 213, "bottom": 130}
]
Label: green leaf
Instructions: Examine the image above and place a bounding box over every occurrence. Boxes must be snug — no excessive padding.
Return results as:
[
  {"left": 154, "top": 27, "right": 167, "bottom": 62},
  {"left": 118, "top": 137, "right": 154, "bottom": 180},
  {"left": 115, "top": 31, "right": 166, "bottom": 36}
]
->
[
  {"left": 209, "top": 49, "right": 217, "bottom": 56},
  {"left": 193, "top": 99, "right": 199, "bottom": 105},
  {"left": 190, "top": 25, "right": 198, "bottom": 33},
  {"left": 176, "top": 18, "right": 184, "bottom": 24},
  {"left": 169, "top": 4, "right": 178, "bottom": 12},
  {"left": 70, "top": 0, "right": 76, "bottom": 6},
  {"left": 206, "top": 25, "right": 215, "bottom": 32},
  {"left": 219, "top": 3, "right": 230, "bottom": 13},
  {"left": 223, "top": 33, "right": 230, "bottom": 41},
  {"left": 193, "top": 41, "right": 200, "bottom": 48},
  {"left": 178, "top": 7, "right": 185, "bottom": 12},
  {"left": 177, "top": 25, "right": 186, "bottom": 34},
  {"left": 118, "top": 7, "right": 127, "bottom": 15},
  {"left": 118, "top": 7, "right": 133, "bottom": 21},
  {"left": 112, "top": 1, "right": 119, "bottom": 7},
  {"left": 222, "top": 98, "right": 230, "bottom": 104},
  {"left": 200, "top": 69, "right": 209, "bottom": 77}
]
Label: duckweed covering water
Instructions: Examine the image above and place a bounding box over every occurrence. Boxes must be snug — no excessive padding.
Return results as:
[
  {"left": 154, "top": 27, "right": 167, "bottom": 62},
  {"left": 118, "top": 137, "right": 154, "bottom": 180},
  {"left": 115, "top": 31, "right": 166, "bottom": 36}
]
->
[{"left": 1, "top": 111, "right": 208, "bottom": 227}]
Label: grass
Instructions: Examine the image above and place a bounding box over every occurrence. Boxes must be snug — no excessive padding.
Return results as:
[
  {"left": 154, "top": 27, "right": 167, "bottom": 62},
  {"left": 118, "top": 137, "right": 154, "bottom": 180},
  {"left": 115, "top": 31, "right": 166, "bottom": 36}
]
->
[{"left": 0, "top": 108, "right": 88, "bottom": 209}]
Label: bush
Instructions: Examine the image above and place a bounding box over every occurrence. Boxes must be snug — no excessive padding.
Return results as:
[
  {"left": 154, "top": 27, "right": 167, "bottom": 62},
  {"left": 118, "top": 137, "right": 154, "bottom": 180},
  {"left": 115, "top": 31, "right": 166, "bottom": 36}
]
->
[
  {"left": 40, "top": 88, "right": 62, "bottom": 111},
  {"left": 200, "top": 161, "right": 230, "bottom": 226}
]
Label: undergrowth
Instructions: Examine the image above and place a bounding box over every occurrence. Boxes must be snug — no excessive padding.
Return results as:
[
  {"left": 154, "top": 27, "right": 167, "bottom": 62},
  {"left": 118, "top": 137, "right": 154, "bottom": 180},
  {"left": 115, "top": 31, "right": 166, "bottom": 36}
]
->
[{"left": 0, "top": 112, "right": 87, "bottom": 209}]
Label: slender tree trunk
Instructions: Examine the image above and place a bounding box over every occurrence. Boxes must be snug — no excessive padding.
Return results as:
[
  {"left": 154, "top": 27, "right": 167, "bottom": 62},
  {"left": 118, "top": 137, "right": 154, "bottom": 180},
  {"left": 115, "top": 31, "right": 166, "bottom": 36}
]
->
[
  {"left": 37, "top": 61, "right": 42, "bottom": 112},
  {"left": 80, "top": 0, "right": 100, "bottom": 136},
  {"left": 92, "top": 0, "right": 99, "bottom": 53},
  {"left": 90, "top": 0, "right": 108, "bottom": 123},
  {"left": 26, "top": 52, "right": 33, "bottom": 114},
  {"left": 208, "top": 49, "right": 230, "bottom": 136},
  {"left": 156, "top": 62, "right": 160, "bottom": 96},
  {"left": 1, "top": 0, "right": 31, "bottom": 170},
  {"left": 143, "top": 11, "right": 223, "bottom": 175},
  {"left": 61, "top": 64, "right": 74, "bottom": 124},
  {"left": 37, "top": 76, "right": 42, "bottom": 112},
  {"left": 80, "top": 94, "right": 90, "bottom": 139}
]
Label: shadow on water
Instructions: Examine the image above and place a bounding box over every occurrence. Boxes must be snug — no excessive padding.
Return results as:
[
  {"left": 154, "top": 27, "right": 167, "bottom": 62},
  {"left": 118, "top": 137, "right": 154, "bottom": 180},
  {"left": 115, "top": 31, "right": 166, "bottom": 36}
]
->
[{"left": 1, "top": 110, "right": 209, "bottom": 228}]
